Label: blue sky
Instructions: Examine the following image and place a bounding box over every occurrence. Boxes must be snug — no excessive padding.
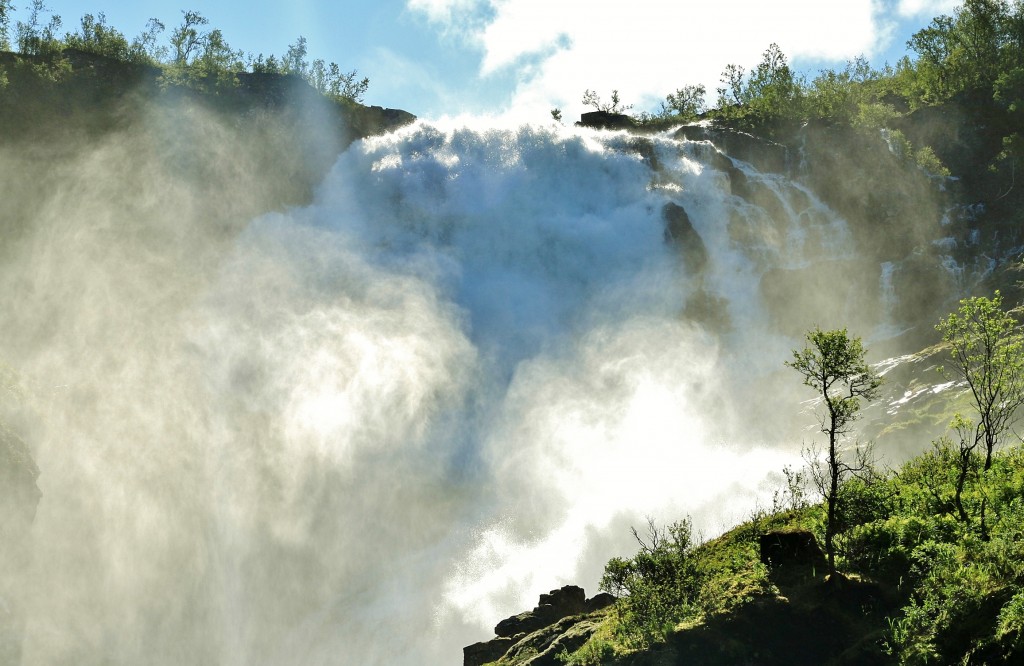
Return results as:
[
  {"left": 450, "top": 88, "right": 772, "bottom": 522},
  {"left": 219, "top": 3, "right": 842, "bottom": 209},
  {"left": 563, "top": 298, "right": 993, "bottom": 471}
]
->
[{"left": 35, "top": 0, "right": 959, "bottom": 121}]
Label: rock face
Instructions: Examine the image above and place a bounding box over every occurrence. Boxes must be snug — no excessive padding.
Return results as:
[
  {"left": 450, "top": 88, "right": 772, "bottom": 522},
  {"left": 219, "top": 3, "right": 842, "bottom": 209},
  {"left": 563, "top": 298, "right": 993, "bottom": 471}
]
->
[
  {"left": 673, "top": 124, "right": 790, "bottom": 174},
  {"left": 464, "top": 585, "right": 614, "bottom": 666},
  {"left": 494, "top": 585, "right": 586, "bottom": 638},
  {"left": 662, "top": 202, "right": 707, "bottom": 273}
]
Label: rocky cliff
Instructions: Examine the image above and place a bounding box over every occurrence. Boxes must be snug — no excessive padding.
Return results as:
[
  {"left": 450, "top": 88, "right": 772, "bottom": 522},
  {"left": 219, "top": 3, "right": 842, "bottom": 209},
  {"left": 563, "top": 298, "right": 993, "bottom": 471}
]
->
[{"left": 463, "top": 586, "right": 615, "bottom": 666}]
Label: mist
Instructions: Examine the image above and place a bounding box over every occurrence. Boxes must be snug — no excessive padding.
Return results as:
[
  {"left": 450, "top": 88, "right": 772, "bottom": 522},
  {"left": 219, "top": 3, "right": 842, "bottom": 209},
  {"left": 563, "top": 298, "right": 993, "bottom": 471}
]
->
[{"left": 0, "top": 105, "right": 951, "bottom": 664}]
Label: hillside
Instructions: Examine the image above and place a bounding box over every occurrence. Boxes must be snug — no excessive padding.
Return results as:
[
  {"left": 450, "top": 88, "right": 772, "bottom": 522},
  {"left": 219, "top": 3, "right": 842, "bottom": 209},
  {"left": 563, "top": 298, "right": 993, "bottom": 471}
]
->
[{"left": 466, "top": 439, "right": 1024, "bottom": 665}]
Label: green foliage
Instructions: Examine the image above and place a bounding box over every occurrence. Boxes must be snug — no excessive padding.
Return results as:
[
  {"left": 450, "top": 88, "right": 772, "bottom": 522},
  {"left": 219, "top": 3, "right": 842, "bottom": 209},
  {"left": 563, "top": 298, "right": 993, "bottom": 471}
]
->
[
  {"left": 937, "top": 291, "right": 1024, "bottom": 471},
  {"left": 906, "top": 0, "right": 1024, "bottom": 103},
  {"left": 15, "top": 0, "right": 60, "bottom": 56},
  {"left": 600, "top": 518, "right": 699, "bottom": 648},
  {"left": 771, "top": 464, "right": 811, "bottom": 513},
  {"left": 63, "top": 13, "right": 130, "bottom": 60},
  {"left": 310, "top": 61, "right": 369, "bottom": 103},
  {"left": 160, "top": 11, "right": 243, "bottom": 92},
  {"left": 914, "top": 145, "right": 951, "bottom": 177},
  {"left": 0, "top": 0, "right": 12, "bottom": 50},
  {"left": 0, "top": 4, "right": 371, "bottom": 105},
  {"left": 787, "top": 328, "right": 882, "bottom": 432},
  {"left": 282, "top": 35, "right": 308, "bottom": 77},
  {"left": 806, "top": 56, "right": 878, "bottom": 124},
  {"left": 854, "top": 102, "right": 902, "bottom": 131},
  {"left": 663, "top": 84, "right": 706, "bottom": 120},
  {"left": 996, "top": 590, "right": 1024, "bottom": 655},
  {"left": 556, "top": 634, "right": 616, "bottom": 665},
  {"left": 169, "top": 9, "right": 206, "bottom": 65},
  {"left": 259, "top": 35, "right": 370, "bottom": 103},
  {"left": 558, "top": 299, "right": 1024, "bottom": 665}
]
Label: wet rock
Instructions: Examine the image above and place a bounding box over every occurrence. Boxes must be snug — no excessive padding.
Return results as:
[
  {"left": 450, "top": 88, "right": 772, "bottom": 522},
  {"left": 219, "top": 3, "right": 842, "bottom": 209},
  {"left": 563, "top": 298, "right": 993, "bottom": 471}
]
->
[
  {"left": 663, "top": 202, "right": 708, "bottom": 274},
  {"left": 674, "top": 124, "right": 789, "bottom": 174}
]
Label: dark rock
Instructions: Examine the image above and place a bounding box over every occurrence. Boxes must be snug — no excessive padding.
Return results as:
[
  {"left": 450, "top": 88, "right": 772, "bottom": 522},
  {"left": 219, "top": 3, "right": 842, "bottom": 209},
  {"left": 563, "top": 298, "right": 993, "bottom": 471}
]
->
[
  {"left": 577, "top": 111, "right": 636, "bottom": 130},
  {"left": 725, "top": 163, "right": 751, "bottom": 198},
  {"left": 584, "top": 592, "right": 616, "bottom": 613},
  {"left": 494, "top": 610, "right": 551, "bottom": 639},
  {"left": 463, "top": 636, "right": 515, "bottom": 666},
  {"left": 663, "top": 202, "right": 707, "bottom": 273},
  {"left": 538, "top": 584, "right": 585, "bottom": 610},
  {"left": 674, "top": 124, "right": 789, "bottom": 174},
  {"left": 495, "top": 585, "right": 587, "bottom": 638},
  {"left": 471, "top": 585, "right": 599, "bottom": 664},
  {"left": 759, "top": 530, "right": 826, "bottom": 570},
  {"left": 503, "top": 616, "right": 603, "bottom": 666}
]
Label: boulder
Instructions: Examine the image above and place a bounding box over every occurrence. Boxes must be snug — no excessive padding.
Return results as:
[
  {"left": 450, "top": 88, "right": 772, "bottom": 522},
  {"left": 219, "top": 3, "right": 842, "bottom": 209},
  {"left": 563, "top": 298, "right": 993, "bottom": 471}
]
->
[
  {"left": 759, "top": 530, "right": 826, "bottom": 570},
  {"left": 584, "top": 592, "right": 616, "bottom": 613},
  {"left": 463, "top": 636, "right": 515, "bottom": 666},
  {"left": 577, "top": 111, "right": 635, "bottom": 130}
]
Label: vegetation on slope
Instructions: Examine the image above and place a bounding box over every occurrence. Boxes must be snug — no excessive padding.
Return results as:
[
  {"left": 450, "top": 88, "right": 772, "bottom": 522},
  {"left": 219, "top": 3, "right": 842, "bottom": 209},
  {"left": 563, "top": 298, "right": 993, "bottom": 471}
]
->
[
  {"left": 0, "top": 1, "right": 369, "bottom": 102},
  {"left": 506, "top": 293, "right": 1024, "bottom": 666},
  {"left": 582, "top": 0, "right": 1023, "bottom": 194}
]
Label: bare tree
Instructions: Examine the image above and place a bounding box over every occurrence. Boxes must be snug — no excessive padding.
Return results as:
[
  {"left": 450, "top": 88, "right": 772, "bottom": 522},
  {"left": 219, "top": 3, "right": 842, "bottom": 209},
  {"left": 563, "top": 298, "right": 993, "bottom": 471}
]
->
[{"left": 581, "top": 88, "right": 632, "bottom": 114}]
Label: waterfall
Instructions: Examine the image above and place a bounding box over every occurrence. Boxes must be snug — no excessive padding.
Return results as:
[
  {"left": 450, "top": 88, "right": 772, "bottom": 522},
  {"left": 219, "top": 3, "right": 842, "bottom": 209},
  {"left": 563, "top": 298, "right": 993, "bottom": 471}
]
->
[{"left": 2, "top": 118, "right": 944, "bottom": 665}]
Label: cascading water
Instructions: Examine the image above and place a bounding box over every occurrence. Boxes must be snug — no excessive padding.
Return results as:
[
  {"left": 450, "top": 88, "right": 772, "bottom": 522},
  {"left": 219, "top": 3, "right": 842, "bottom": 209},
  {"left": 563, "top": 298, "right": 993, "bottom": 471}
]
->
[{"left": 2, "top": 118, "right": 937, "bottom": 665}]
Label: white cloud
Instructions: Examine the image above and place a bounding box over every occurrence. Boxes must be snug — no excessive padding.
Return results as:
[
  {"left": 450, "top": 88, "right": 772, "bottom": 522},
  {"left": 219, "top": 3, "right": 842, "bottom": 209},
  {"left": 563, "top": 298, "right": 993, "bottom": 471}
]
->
[
  {"left": 407, "top": 0, "right": 482, "bottom": 23},
  {"left": 409, "top": 0, "right": 901, "bottom": 120},
  {"left": 897, "top": 0, "right": 958, "bottom": 18}
]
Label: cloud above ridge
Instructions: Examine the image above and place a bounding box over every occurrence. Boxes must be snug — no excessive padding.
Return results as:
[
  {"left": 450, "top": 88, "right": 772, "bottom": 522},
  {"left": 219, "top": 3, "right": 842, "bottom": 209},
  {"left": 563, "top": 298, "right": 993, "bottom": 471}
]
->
[{"left": 407, "top": 0, "right": 927, "bottom": 120}]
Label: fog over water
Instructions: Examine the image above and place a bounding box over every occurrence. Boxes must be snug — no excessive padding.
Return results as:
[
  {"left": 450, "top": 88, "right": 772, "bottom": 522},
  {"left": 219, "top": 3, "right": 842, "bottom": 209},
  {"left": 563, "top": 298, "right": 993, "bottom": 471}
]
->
[{"left": 1, "top": 113, "right": 921, "bottom": 664}]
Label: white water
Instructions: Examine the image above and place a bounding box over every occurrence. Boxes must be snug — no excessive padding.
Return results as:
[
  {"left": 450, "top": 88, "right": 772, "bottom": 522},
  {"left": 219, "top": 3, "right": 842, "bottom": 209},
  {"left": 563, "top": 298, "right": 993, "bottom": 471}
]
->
[{"left": 4, "top": 119, "right": 907, "bottom": 664}]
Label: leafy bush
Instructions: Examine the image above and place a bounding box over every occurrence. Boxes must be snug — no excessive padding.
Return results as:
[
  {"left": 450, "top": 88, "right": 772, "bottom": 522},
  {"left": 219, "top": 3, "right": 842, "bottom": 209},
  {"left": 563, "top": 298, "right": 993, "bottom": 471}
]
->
[{"left": 600, "top": 518, "right": 699, "bottom": 649}]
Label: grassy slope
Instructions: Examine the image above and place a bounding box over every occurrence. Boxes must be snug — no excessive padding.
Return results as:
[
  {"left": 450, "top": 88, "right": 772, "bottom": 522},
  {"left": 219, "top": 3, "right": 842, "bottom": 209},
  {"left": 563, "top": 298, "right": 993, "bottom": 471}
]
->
[{"left": 523, "top": 441, "right": 1024, "bottom": 666}]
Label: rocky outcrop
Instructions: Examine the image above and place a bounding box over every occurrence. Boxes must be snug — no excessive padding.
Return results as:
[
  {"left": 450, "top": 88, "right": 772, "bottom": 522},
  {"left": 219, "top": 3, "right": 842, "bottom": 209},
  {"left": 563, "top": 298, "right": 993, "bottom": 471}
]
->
[
  {"left": 464, "top": 585, "right": 615, "bottom": 666},
  {"left": 495, "top": 585, "right": 586, "bottom": 637},
  {"left": 673, "top": 125, "right": 790, "bottom": 174},
  {"left": 577, "top": 111, "right": 636, "bottom": 130}
]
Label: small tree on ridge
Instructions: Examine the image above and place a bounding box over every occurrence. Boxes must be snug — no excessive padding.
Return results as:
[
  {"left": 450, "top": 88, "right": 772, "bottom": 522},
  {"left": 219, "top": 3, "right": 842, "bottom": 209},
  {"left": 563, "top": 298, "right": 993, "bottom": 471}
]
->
[{"left": 787, "top": 327, "right": 882, "bottom": 576}]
